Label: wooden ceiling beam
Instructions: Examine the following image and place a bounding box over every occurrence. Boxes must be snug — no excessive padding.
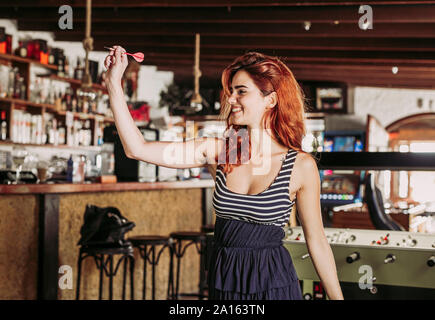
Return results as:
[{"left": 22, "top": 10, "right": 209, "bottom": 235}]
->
[
  {"left": 136, "top": 52, "right": 435, "bottom": 67},
  {"left": 3, "top": 5, "right": 435, "bottom": 23},
  {"left": 53, "top": 45, "right": 435, "bottom": 61},
  {"left": 23, "top": 21, "right": 435, "bottom": 38},
  {"left": 144, "top": 58, "right": 435, "bottom": 72},
  {"left": 159, "top": 65, "right": 435, "bottom": 89},
  {"left": 148, "top": 60, "right": 435, "bottom": 78},
  {"left": 3, "top": 1, "right": 435, "bottom": 8},
  {"left": 50, "top": 34, "right": 435, "bottom": 53}
]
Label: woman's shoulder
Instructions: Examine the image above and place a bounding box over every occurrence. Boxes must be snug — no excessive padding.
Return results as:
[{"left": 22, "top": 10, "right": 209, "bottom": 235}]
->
[
  {"left": 291, "top": 151, "right": 319, "bottom": 192},
  {"left": 294, "top": 151, "right": 318, "bottom": 172}
]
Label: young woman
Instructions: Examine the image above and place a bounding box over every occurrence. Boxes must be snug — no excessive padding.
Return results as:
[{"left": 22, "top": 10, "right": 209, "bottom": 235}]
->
[{"left": 104, "top": 47, "right": 343, "bottom": 300}]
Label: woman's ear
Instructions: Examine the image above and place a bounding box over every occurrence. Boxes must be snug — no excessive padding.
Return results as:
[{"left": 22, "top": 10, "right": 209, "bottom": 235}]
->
[{"left": 267, "top": 91, "right": 278, "bottom": 109}]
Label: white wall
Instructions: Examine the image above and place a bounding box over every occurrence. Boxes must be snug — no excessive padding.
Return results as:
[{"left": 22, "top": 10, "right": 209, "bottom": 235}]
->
[{"left": 325, "top": 86, "right": 435, "bottom": 131}]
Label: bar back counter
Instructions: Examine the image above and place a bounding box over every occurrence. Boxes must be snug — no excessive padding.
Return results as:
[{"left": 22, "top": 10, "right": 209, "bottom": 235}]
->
[{"left": 0, "top": 180, "right": 215, "bottom": 300}]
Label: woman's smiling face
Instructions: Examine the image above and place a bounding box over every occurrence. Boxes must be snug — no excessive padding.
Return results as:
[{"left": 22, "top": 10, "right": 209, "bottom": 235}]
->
[{"left": 228, "top": 70, "right": 274, "bottom": 128}]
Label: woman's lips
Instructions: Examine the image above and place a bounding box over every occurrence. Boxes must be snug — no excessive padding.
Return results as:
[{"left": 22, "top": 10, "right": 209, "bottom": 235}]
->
[{"left": 231, "top": 107, "right": 243, "bottom": 114}]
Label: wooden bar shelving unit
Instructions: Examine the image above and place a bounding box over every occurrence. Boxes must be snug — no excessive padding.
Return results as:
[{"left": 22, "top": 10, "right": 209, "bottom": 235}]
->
[{"left": 0, "top": 52, "right": 114, "bottom": 149}]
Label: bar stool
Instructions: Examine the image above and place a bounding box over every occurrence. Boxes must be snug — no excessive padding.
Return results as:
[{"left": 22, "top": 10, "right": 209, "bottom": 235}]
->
[
  {"left": 76, "top": 242, "right": 135, "bottom": 300},
  {"left": 168, "top": 231, "right": 207, "bottom": 300},
  {"left": 128, "top": 235, "right": 171, "bottom": 300}
]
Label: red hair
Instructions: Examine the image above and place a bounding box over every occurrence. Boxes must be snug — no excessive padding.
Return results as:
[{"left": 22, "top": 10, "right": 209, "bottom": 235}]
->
[{"left": 216, "top": 52, "right": 307, "bottom": 174}]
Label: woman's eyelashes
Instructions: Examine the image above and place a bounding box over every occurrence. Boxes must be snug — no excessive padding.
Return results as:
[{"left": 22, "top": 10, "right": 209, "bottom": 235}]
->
[{"left": 229, "top": 89, "right": 246, "bottom": 96}]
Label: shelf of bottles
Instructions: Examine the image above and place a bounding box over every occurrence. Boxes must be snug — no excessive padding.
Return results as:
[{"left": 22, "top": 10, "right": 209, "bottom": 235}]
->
[{"left": 0, "top": 38, "right": 114, "bottom": 149}]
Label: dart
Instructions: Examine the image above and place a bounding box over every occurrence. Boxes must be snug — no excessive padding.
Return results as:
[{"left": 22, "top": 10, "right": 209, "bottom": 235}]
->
[{"left": 104, "top": 46, "right": 145, "bottom": 63}]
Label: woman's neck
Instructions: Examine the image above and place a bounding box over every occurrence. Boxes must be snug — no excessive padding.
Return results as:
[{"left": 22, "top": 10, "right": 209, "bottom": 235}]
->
[{"left": 248, "top": 126, "right": 284, "bottom": 159}]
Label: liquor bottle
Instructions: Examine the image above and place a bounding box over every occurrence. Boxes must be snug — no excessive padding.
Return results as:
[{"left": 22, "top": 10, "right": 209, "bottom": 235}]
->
[
  {"left": 13, "top": 71, "right": 21, "bottom": 99},
  {"left": 15, "top": 40, "right": 27, "bottom": 58},
  {"left": 19, "top": 77, "right": 26, "bottom": 100},
  {"left": 48, "top": 49, "right": 55, "bottom": 65},
  {"left": 71, "top": 88, "right": 78, "bottom": 113},
  {"left": 96, "top": 122, "right": 104, "bottom": 146},
  {"left": 74, "top": 59, "right": 84, "bottom": 81},
  {"left": 76, "top": 88, "right": 83, "bottom": 113},
  {"left": 0, "top": 110, "right": 7, "bottom": 140},
  {"left": 82, "top": 91, "right": 89, "bottom": 114},
  {"left": 55, "top": 89, "right": 62, "bottom": 111},
  {"left": 57, "top": 56, "right": 65, "bottom": 77},
  {"left": 66, "top": 155, "right": 73, "bottom": 182},
  {"left": 65, "top": 87, "right": 72, "bottom": 111},
  {"left": 60, "top": 89, "right": 66, "bottom": 111},
  {"left": 7, "top": 67, "right": 16, "bottom": 98},
  {"left": 64, "top": 56, "right": 70, "bottom": 78},
  {"left": 58, "top": 121, "right": 66, "bottom": 145}
]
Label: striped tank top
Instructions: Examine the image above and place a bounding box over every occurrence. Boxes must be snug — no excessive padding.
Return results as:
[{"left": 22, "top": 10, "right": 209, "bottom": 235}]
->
[{"left": 213, "top": 148, "right": 298, "bottom": 227}]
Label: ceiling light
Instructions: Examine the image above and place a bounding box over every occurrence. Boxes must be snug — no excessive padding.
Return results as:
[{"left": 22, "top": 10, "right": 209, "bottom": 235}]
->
[
  {"left": 392, "top": 66, "right": 399, "bottom": 74},
  {"left": 334, "top": 20, "right": 340, "bottom": 25}
]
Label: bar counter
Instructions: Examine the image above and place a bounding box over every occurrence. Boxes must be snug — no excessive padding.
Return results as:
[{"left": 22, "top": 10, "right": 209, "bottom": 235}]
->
[
  {"left": 0, "top": 179, "right": 215, "bottom": 194},
  {"left": 0, "top": 179, "right": 215, "bottom": 300}
]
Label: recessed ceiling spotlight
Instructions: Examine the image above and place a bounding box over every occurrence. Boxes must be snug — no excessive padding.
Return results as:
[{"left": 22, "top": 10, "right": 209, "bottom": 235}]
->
[
  {"left": 304, "top": 21, "right": 311, "bottom": 31},
  {"left": 392, "top": 66, "right": 399, "bottom": 74},
  {"left": 334, "top": 20, "right": 340, "bottom": 25}
]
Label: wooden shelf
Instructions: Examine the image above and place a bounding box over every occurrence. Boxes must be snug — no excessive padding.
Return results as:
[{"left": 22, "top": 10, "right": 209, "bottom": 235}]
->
[
  {"left": 0, "top": 97, "right": 114, "bottom": 123},
  {"left": 182, "top": 114, "right": 222, "bottom": 121},
  {"left": 37, "top": 74, "right": 108, "bottom": 93},
  {"left": 0, "top": 52, "right": 58, "bottom": 71},
  {"left": 56, "top": 110, "right": 114, "bottom": 123},
  {"left": 0, "top": 97, "right": 57, "bottom": 111},
  {"left": 0, "top": 140, "right": 103, "bottom": 151}
]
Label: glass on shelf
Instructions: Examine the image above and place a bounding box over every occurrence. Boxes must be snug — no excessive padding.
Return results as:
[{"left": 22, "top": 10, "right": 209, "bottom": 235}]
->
[
  {"left": 36, "top": 160, "right": 52, "bottom": 183},
  {"left": 11, "top": 145, "right": 28, "bottom": 184}
]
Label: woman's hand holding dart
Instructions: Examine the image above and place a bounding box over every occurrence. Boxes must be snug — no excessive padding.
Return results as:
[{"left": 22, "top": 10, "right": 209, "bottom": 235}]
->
[{"left": 104, "top": 45, "right": 128, "bottom": 88}]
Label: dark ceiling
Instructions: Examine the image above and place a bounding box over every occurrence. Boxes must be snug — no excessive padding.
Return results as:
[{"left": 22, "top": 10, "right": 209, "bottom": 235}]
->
[{"left": 2, "top": 1, "right": 435, "bottom": 89}]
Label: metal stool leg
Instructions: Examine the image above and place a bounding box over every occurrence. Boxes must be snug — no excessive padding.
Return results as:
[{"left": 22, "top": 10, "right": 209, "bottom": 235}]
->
[
  {"left": 109, "top": 255, "right": 114, "bottom": 300},
  {"left": 175, "top": 240, "right": 182, "bottom": 299},
  {"left": 122, "top": 255, "right": 127, "bottom": 300},
  {"left": 98, "top": 255, "right": 104, "bottom": 300},
  {"left": 143, "top": 245, "right": 148, "bottom": 300},
  {"left": 167, "top": 242, "right": 174, "bottom": 299},
  {"left": 129, "top": 254, "right": 135, "bottom": 300},
  {"left": 76, "top": 252, "right": 83, "bottom": 300},
  {"left": 151, "top": 245, "right": 156, "bottom": 300}
]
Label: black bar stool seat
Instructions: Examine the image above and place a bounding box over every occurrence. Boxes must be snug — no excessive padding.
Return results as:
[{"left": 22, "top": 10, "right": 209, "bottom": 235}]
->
[
  {"left": 130, "top": 235, "right": 170, "bottom": 246},
  {"left": 169, "top": 231, "right": 207, "bottom": 300},
  {"left": 76, "top": 241, "right": 135, "bottom": 300},
  {"left": 128, "top": 235, "right": 171, "bottom": 300}
]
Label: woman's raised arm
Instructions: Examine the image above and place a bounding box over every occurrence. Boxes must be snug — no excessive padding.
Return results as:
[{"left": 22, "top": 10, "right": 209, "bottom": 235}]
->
[{"left": 103, "top": 45, "right": 220, "bottom": 169}]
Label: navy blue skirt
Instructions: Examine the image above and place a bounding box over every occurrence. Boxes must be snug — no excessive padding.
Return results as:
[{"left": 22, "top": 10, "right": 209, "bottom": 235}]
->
[{"left": 207, "top": 217, "right": 303, "bottom": 300}]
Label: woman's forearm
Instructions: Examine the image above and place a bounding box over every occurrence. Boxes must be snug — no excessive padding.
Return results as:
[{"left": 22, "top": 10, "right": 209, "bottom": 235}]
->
[
  {"left": 306, "top": 238, "right": 344, "bottom": 300},
  {"left": 106, "top": 82, "right": 145, "bottom": 157}
]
